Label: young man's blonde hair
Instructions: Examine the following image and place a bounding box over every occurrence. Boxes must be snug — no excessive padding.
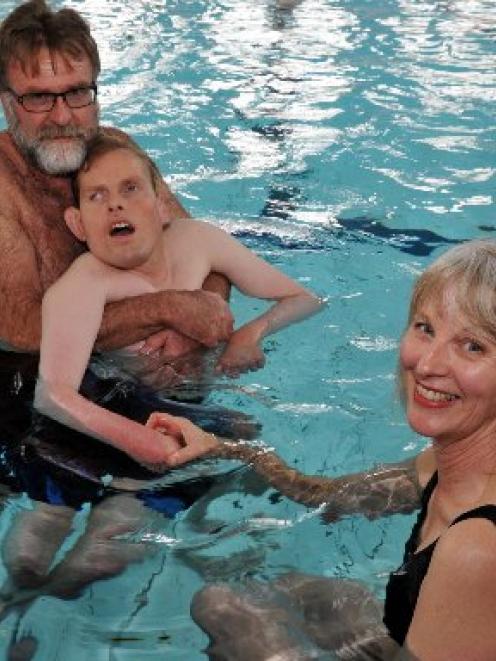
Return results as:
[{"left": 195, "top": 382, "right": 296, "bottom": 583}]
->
[{"left": 72, "top": 132, "right": 163, "bottom": 205}]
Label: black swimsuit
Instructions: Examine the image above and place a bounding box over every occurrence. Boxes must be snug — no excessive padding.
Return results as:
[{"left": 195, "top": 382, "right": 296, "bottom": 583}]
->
[{"left": 383, "top": 471, "right": 496, "bottom": 645}]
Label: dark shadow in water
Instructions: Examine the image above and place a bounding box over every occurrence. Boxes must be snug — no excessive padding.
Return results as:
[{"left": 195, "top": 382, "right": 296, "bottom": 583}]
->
[
  {"left": 332, "top": 216, "right": 462, "bottom": 256},
  {"left": 255, "top": 183, "right": 464, "bottom": 256}
]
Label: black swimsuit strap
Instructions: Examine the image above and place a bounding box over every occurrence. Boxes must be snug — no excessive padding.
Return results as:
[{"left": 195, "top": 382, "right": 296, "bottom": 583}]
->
[
  {"left": 422, "top": 471, "right": 438, "bottom": 503},
  {"left": 451, "top": 504, "right": 496, "bottom": 527}
]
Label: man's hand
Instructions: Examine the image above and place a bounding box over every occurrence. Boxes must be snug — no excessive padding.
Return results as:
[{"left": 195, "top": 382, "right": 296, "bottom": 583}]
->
[
  {"left": 97, "top": 289, "right": 233, "bottom": 351},
  {"left": 175, "top": 290, "right": 233, "bottom": 347},
  {"left": 137, "top": 328, "right": 201, "bottom": 359}
]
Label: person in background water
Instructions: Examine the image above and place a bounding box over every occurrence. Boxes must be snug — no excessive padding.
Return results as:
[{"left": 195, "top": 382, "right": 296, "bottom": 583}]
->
[
  {"left": 150, "top": 239, "right": 496, "bottom": 660},
  {"left": 35, "top": 132, "right": 323, "bottom": 467}
]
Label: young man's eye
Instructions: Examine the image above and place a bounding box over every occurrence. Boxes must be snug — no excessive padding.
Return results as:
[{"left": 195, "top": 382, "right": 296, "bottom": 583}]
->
[
  {"left": 125, "top": 182, "right": 138, "bottom": 193},
  {"left": 88, "top": 191, "right": 103, "bottom": 202}
]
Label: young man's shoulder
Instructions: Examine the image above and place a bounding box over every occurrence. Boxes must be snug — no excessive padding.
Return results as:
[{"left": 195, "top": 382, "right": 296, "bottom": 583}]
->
[{"left": 54, "top": 252, "right": 114, "bottom": 288}]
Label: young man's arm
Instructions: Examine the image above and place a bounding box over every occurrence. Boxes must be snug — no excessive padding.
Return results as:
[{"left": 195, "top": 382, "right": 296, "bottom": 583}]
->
[
  {"left": 195, "top": 221, "right": 324, "bottom": 374},
  {"left": 36, "top": 256, "right": 183, "bottom": 465}
]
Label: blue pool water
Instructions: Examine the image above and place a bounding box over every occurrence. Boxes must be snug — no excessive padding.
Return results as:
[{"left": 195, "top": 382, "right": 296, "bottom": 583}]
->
[{"left": 0, "top": 0, "right": 495, "bottom": 658}]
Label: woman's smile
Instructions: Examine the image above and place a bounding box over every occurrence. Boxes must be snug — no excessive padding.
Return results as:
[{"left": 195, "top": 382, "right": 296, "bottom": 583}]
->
[{"left": 414, "top": 382, "right": 459, "bottom": 408}]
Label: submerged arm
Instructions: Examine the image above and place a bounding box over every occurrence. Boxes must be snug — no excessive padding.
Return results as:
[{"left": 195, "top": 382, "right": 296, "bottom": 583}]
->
[
  {"left": 147, "top": 413, "right": 424, "bottom": 520},
  {"left": 211, "top": 440, "right": 422, "bottom": 520}
]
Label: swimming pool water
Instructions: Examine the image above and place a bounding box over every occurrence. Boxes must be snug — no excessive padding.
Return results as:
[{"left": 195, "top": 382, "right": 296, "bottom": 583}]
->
[{"left": 0, "top": 0, "right": 494, "bottom": 658}]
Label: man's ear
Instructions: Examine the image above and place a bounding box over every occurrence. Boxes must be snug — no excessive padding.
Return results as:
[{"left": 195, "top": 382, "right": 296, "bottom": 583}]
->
[{"left": 64, "top": 206, "right": 87, "bottom": 241}]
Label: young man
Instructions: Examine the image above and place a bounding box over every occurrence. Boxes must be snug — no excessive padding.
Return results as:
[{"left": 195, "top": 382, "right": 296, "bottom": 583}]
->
[{"left": 35, "top": 134, "right": 323, "bottom": 467}]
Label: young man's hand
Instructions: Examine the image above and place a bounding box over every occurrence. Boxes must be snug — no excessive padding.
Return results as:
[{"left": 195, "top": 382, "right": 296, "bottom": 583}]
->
[{"left": 215, "top": 327, "right": 265, "bottom": 378}]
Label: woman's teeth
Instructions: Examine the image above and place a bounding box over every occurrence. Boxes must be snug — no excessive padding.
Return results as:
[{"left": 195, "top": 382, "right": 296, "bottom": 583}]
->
[{"left": 416, "top": 383, "right": 457, "bottom": 402}]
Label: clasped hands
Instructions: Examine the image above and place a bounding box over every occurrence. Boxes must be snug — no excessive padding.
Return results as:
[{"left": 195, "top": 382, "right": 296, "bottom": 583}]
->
[{"left": 144, "top": 412, "right": 220, "bottom": 469}]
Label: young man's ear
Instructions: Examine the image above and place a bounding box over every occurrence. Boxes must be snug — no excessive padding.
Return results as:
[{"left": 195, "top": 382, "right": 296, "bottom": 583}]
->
[
  {"left": 64, "top": 207, "right": 87, "bottom": 242},
  {"left": 157, "top": 198, "right": 172, "bottom": 228}
]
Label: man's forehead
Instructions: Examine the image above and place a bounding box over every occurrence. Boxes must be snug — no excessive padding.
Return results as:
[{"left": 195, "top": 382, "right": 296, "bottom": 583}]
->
[{"left": 8, "top": 47, "right": 92, "bottom": 83}]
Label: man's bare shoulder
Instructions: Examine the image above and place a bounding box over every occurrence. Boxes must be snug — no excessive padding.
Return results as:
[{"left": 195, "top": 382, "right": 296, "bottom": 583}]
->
[
  {"left": 99, "top": 126, "right": 138, "bottom": 146},
  {"left": 0, "top": 132, "right": 29, "bottom": 204},
  {"left": 166, "top": 217, "right": 218, "bottom": 242}
]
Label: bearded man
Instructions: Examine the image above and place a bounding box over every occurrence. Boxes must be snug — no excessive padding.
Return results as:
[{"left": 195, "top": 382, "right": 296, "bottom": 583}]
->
[{"left": 0, "top": 0, "right": 232, "bottom": 355}]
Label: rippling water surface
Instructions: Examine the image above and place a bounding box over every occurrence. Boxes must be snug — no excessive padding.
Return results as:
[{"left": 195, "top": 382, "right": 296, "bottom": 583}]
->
[{"left": 0, "top": 0, "right": 494, "bottom": 658}]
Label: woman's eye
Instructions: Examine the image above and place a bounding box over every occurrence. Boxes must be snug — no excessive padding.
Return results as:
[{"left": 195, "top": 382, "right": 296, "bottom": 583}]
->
[
  {"left": 414, "top": 321, "right": 433, "bottom": 335},
  {"left": 465, "top": 339, "right": 484, "bottom": 353}
]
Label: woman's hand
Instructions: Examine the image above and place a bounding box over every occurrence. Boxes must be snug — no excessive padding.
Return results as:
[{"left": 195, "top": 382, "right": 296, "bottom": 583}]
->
[
  {"left": 146, "top": 412, "right": 220, "bottom": 466},
  {"left": 215, "top": 327, "right": 265, "bottom": 377}
]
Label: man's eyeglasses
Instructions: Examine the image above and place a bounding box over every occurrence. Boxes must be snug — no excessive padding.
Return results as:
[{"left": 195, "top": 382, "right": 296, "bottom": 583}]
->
[{"left": 5, "top": 84, "right": 97, "bottom": 113}]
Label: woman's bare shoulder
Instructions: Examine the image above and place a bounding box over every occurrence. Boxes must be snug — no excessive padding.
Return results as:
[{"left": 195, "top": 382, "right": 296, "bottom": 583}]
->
[{"left": 415, "top": 446, "right": 436, "bottom": 489}]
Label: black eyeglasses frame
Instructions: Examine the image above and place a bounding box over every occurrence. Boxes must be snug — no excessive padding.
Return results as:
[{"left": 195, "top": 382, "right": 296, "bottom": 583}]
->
[{"left": 4, "top": 83, "right": 98, "bottom": 113}]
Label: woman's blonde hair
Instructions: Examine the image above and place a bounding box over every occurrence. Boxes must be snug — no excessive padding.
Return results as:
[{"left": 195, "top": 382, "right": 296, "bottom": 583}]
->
[{"left": 408, "top": 239, "right": 496, "bottom": 340}]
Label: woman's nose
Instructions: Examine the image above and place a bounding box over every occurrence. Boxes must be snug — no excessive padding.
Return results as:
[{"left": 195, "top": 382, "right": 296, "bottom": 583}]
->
[{"left": 416, "top": 341, "right": 449, "bottom": 376}]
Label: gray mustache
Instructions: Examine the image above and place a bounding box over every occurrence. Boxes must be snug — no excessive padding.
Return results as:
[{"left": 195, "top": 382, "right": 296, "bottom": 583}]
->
[{"left": 38, "top": 126, "right": 88, "bottom": 140}]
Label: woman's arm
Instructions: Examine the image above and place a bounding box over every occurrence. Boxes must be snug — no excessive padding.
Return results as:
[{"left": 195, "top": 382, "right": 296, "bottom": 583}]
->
[{"left": 147, "top": 412, "right": 426, "bottom": 520}]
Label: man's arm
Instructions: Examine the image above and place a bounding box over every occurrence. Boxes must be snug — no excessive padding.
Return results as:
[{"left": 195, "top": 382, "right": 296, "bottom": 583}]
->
[
  {"left": 0, "top": 212, "right": 43, "bottom": 352},
  {"left": 35, "top": 258, "right": 185, "bottom": 465},
  {"left": 96, "top": 289, "right": 233, "bottom": 351}
]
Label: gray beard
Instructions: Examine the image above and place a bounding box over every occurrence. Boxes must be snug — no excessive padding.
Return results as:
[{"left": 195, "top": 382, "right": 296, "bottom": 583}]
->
[
  {"left": 4, "top": 100, "right": 98, "bottom": 175},
  {"left": 30, "top": 135, "right": 88, "bottom": 175}
]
